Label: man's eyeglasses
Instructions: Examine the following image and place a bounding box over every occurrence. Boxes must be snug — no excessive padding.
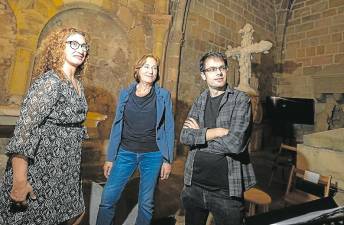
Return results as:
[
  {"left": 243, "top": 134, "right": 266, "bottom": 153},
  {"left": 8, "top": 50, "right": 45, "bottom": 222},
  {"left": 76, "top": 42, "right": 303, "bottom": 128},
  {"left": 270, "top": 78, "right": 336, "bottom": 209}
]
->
[
  {"left": 203, "top": 65, "right": 228, "bottom": 73},
  {"left": 66, "top": 41, "right": 89, "bottom": 52}
]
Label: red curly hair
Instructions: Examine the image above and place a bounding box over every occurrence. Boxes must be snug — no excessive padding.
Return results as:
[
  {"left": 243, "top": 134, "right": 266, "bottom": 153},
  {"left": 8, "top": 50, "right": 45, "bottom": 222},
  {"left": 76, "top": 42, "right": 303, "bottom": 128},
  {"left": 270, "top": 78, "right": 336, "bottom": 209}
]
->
[{"left": 33, "top": 27, "right": 90, "bottom": 80}]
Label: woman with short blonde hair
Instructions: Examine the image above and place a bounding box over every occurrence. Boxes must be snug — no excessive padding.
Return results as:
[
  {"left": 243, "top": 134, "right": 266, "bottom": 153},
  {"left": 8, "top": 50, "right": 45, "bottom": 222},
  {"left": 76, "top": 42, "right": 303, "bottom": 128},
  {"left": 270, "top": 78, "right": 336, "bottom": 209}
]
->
[{"left": 96, "top": 54, "right": 175, "bottom": 225}]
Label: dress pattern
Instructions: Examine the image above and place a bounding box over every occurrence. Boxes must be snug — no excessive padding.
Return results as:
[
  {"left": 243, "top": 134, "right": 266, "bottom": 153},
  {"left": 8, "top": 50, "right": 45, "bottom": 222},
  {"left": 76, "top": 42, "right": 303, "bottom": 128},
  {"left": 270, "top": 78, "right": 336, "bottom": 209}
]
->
[{"left": 0, "top": 70, "right": 88, "bottom": 225}]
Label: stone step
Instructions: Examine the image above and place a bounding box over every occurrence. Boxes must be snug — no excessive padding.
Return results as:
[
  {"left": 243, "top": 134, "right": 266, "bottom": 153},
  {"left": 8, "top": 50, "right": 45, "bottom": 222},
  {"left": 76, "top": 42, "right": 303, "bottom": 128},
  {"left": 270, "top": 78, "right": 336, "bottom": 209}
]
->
[
  {"left": 0, "top": 154, "right": 7, "bottom": 176},
  {"left": 0, "top": 138, "right": 9, "bottom": 155},
  {"left": 303, "top": 128, "right": 344, "bottom": 151},
  {"left": 0, "top": 138, "right": 9, "bottom": 176}
]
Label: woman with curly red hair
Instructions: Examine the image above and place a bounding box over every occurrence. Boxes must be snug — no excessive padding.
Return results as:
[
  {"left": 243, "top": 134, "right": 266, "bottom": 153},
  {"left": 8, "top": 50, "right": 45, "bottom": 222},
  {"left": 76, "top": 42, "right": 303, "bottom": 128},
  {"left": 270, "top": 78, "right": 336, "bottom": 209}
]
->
[{"left": 0, "top": 27, "right": 89, "bottom": 225}]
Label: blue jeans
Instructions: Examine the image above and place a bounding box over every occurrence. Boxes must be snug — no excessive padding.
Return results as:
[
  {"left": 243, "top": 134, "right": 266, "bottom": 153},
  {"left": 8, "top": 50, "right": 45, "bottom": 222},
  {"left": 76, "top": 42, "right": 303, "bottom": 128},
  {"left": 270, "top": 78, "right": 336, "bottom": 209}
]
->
[
  {"left": 181, "top": 185, "right": 244, "bottom": 225},
  {"left": 96, "top": 147, "right": 163, "bottom": 225}
]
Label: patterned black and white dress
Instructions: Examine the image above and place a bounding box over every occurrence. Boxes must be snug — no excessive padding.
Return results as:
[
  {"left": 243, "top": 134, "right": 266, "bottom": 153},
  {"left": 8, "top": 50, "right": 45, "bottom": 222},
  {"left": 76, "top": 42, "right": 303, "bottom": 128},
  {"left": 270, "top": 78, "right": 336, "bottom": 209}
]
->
[{"left": 0, "top": 70, "right": 88, "bottom": 225}]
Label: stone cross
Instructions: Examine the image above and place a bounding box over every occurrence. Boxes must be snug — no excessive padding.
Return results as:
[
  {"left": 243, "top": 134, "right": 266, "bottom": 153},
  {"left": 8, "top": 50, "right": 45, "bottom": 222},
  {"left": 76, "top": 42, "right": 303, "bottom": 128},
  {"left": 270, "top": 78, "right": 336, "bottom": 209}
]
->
[{"left": 225, "top": 23, "right": 272, "bottom": 96}]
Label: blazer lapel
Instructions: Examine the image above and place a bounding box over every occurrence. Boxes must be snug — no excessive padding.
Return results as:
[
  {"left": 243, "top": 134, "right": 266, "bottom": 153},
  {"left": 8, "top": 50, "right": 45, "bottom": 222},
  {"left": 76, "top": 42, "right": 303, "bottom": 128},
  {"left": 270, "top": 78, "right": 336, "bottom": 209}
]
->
[
  {"left": 155, "top": 83, "right": 164, "bottom": 126},
  {"left": 115, "top": 84, "right": 135, "bottom": 122}
]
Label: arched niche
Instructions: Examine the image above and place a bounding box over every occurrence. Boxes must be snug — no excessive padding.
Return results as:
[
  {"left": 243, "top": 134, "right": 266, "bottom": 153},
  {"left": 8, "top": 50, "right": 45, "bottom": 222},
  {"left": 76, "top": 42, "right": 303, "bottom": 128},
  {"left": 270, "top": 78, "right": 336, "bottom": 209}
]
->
[
  {"left": 35, "top": 7, "right": 131, "bottom": 138},
  {"left": 6, "top": 0, "right": 122, "bottom": 104}
]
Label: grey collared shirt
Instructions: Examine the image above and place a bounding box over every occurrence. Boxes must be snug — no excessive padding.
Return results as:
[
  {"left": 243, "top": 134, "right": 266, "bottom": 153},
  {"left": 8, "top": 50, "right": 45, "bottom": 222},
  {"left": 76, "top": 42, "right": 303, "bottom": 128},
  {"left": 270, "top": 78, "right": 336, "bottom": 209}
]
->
[{"left": 180, "top": 85, "right": 256, "bottom": 197}]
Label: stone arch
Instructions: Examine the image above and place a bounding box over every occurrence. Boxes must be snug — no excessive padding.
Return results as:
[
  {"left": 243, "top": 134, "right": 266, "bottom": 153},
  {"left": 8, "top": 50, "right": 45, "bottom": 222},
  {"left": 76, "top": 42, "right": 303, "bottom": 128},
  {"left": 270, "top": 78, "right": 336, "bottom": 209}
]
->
[
  {"left": 279, "top": 0, "right": 294, "bottom": 10},
  {"left": 6, "top": 0, "right": 122, "bottom": 103},
  {"left": 33, "top": 6, "right": 131, "bottom": 138},
  {"left": 274, "top": 0, "right": 295, "bottom": 66}
]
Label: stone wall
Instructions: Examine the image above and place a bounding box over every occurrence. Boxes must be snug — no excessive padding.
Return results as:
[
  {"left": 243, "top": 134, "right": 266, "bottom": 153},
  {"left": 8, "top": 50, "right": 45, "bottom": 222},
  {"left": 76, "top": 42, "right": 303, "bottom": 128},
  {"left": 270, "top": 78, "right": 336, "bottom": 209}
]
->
[
  {"left": 0, "top": 0, "right": 16, "bottom": 104},
  {"left": 176, "top": 0, "right": 277, "bottom": 154},
  {"left": 273, "top": 0, "right": 344, "bottom": 135},
  {"left": 297, "top": 128, "right": 344, "bottom": 204},
  {"left": 0, "top": 137, "right": 9, "bottom": 177},
  {"left": 0, "top": 0, "right": 162, "bottom": 139},
  {"left": 276, "top": 0, "right": 344, "bottom": 98},
  {"left": 37, "top": 7, "right": 133, "bottom": 139}
]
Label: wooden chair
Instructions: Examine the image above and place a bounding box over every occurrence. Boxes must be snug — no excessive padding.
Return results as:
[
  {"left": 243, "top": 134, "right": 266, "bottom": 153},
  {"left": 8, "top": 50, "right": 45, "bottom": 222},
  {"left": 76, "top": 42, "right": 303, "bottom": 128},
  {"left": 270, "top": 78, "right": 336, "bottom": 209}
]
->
[
  {"left": 84, "top": 111, "right": 108, "bottom": 136},
  {"left": 269, "top": 143, "right": 297, "bottom": 186},
  {"left": 244, "top": 187, "right": 272, "bottom": 216},
  {"left": 82, "top": 111, "right": 108, "bottom": 149},
  {"left": 284, "top": 165, "right": 332, "bottom": 205},
  {"left": 206, "top": 187, "right": 271, "bottom": 222}
]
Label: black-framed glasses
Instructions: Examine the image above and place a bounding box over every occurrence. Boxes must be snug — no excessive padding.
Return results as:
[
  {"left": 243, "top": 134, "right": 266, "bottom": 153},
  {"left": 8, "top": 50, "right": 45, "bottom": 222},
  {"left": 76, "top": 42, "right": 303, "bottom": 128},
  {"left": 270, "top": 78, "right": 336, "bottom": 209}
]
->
[
  {"left": 66, "top": 41, "right": 89, "bottom": 52},
  {"left": 203, "top": 65, "right": 228, "bottom": 73}
]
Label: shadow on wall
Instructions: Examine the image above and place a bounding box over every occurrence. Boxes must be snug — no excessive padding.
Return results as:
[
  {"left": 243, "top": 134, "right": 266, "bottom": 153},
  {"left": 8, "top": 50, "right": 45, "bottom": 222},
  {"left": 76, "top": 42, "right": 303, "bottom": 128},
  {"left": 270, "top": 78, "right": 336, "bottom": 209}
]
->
[
  {"left": 84, "top": 85, "right": 116, "bottom": 139},
  {"left": 276, "top": 60, "right": 302, "bottom": 74},
  {"left": 251, "top": 53, "right": 287, "bottom": 98},
  {"left": 175, "top": 99, "right": 193, "bottom": 156},
  {"left": 253, "top": 55, "right": 303, "bottom": 97}
]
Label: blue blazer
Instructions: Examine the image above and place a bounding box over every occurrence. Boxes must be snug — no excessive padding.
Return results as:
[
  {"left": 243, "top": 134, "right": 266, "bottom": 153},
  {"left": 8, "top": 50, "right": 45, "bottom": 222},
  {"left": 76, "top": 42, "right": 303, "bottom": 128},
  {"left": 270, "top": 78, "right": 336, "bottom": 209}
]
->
[{"left": 106, "top": 82, "right": 175, "bottom": 163}]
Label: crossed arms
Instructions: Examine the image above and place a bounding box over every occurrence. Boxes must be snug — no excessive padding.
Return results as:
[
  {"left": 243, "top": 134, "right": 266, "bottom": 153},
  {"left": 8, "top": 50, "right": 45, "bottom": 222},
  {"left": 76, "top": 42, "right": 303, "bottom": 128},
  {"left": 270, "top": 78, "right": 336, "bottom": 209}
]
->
[
  {"left": 183, "top": 117, "right": 229, "bottom": 141},
  {"left": 180, "top": 94, "right": 252, "bottom": 155}
]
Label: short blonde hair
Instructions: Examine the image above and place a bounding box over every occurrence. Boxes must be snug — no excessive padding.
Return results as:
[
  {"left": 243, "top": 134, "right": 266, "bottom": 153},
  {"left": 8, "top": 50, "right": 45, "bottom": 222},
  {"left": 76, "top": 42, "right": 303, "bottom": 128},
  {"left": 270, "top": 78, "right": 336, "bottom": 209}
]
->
[{"left": 133, "top": 54, "right": 160, "bottom": 82}]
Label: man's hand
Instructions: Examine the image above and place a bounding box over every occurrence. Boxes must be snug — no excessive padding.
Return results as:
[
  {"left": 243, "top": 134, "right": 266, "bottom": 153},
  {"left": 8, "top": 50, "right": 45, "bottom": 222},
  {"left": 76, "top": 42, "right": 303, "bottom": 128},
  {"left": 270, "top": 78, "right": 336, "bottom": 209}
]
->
[
  {"left": 183, "top": 118, "right": 229, "bottom": 141},
  {"left": 206, "top": 128, "right": 229, "bottom": 141},
  {"left": 103, "top": 161, "right": 113, "bottom": 179},
  {"left": 10, "top": 180, "right": 36, "bottom": 207},
  {"left": 183, "top": 118, "right": 200, "bottom": 129},
  {"left": 160, "top": 162, "right": 172, "bottom": 180}
]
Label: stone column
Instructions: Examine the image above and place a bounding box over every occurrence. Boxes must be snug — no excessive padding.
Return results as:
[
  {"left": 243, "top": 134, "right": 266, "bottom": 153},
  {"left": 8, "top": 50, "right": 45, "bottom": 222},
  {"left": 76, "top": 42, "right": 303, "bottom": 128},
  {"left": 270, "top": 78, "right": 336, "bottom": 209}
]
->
[
  {"left": 163, "top": 0, "right": 190, "bottom": 111},
  {"left": 154, "top": 0, "right": 169, "bottom": 14},
  {"left": 8, "top": 47, "right": 35, "bottom": 104},
  {"left": 6, "top": 0, "right": 48, "bottom": 105},
  {"left": 148, "top": 14, "right": 172, "bottom": 85}
]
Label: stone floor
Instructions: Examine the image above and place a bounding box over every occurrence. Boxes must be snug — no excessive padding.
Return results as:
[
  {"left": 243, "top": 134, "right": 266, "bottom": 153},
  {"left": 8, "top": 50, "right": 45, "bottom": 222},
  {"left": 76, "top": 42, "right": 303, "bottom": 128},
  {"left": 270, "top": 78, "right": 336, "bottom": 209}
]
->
[
  {"left": 0, "top": 141, "right": 289, "bottom": 225},
  {"left": 0, "top": 126, "right": 13, "bottom": 177},
  {"left": 0, "top": 124, "right": 290, "bottom": 225},
  {"left": 79, "top": 147, "right": 289, "bottom": 225}
]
